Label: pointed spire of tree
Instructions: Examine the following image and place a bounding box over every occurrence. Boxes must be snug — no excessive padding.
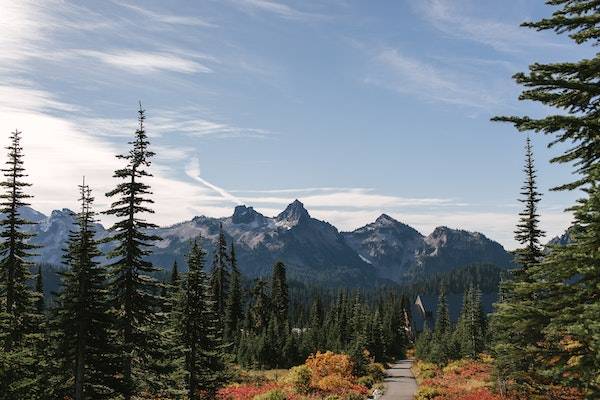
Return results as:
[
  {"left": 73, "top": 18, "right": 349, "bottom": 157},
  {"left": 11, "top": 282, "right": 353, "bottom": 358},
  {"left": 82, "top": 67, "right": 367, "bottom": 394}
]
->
[
  {"left": 54, "top": 179, "right": 117, "bottom": 400},
  {"left": 174, "top": 238, "right": 228, "bottom": 399},
  {"left": 170, "top": 260, "right": 180, "bottom": 287},
  {"left": 224, "top": 243, "right": 242, "bottom": 343},
  {"left": 0, "top": 129, "right": 38, "bottom": 349},
  {"left": 103, "top": 104, "right": 164, "bottom": 399},
  {"left": 514, "top": 136, "right": 545, "bottom": 274},
  {"left": 270, "top": 261, "right": 288, "bottom": 325},
  {"left": 210, "top": 224, "right": 229, "bottom": 319},
  {"left": 35, "top": 265, "right": 44, "bottom": 314}
]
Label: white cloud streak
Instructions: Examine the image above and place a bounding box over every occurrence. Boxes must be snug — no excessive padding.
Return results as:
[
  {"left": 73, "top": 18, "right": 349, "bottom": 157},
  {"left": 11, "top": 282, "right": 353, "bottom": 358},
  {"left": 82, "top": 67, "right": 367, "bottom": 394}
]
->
[
  {"left": 117, "top": 3, "right": 218, "bottom": 27},
  {"left": 413, "top": 0, "right": 565, "bottom": 53},
  {"left": 75, "top": 49, "right": 213, "bottom": 74},
  {"left": 185, "top": 158, "right": 242, "bottom": 205},
  {"left": 229, "top": 0, "right": 324, "bottom": 21},
  {"left": 368, "top": 48, "right": 499, "bottom": 108}
]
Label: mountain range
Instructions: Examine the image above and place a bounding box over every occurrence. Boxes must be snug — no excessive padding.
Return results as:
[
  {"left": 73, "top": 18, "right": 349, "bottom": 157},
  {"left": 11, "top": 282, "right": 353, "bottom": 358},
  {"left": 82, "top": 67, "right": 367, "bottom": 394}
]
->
[{"left": 24, "top": 200, "right": 515, "bottom": 287}]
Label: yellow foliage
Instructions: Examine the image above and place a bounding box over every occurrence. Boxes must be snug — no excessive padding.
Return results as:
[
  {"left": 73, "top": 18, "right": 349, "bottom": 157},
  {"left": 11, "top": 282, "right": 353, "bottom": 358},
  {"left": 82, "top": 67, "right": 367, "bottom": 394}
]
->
[{"left": 305, "top": 351, "right": 354, "bottom": 387}]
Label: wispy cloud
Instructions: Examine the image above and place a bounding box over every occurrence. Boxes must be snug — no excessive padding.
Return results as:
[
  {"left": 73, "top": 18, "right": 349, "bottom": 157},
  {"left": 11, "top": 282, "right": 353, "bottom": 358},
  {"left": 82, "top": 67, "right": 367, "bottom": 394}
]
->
[
  {"left": 412, "top": 0, "right": 564, "bottom": 53},
  {"left": 76, "top": 110, "right": 271, "bottom": 140},
  {"left": 185, "top": 158, "right": 242, "bottom": 205},
  {"left": 75, "top": 49, "right": 213, "bottom": 74},
  {"left": 117, "top": 2, "right": 218, "bottom": 28},
  {"left": 367, "top": 48, "right": 499, "bottom": 108},
  {"left": 228, "top": 0, "right": 324, "bottom": 21}
]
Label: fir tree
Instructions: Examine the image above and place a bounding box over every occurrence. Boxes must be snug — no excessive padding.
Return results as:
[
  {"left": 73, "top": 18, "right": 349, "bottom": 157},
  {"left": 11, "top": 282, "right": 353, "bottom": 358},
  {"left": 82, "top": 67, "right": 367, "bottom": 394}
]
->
[
  {"left": 35, "top": 265, "right": 44, "bottom": 314},
  {"left": 224, "top": 244, "right": 242, "bottom": 343},
  {"left": 429, "top": 290, "right": 451, "bottom": 364},
  {"left": 493, "top": 2, "right": 600, "bottom": 395},
  {"left": 210, "top": 224, "right": 230, "bottom": 319},
  {"left": 170, "top": 260, "right": 180, "bottom": 287},
  {"left": 491, "top": 137, "right": 546, "bottom": 394},
  {"left": 0, "top": 129, "right": 38, "bottom": 349},
  {"left": 270, "top": 261, "right": 289, "bottom": 325},
  {"left": 0, "top": 130, "right": 43, "bottom": 399},
  {"left": 103, "top": 104, "right": 165, "bottom": 399},
  {"left": 175, "top": 238, "right": 228, "bottom": 399},
  {"left": 514, "top": 136, "right": 545, "bottom": 273},
  {"left": 54, "top": 180, "right": 117, "bottom": 400}
]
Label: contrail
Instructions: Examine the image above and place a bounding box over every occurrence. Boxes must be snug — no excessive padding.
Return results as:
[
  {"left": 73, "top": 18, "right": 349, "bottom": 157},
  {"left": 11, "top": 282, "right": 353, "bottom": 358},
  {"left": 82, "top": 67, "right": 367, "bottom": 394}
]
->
[{"left": 185, "top": 158, "right": 242, "bottom": 205}]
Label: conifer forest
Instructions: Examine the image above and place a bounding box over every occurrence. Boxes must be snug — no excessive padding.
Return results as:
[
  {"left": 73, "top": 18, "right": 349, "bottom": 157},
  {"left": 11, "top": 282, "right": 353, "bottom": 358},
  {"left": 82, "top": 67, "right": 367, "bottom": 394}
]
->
[{"left": 1, "top": 1, "right": 599, "bottom": 399}]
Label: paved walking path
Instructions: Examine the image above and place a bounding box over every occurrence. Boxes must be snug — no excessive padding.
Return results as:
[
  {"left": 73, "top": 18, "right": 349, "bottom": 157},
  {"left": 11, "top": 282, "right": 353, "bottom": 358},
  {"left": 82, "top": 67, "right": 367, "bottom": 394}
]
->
[{"left": 380, "top": 360, "right": 417, "bottom": 400}]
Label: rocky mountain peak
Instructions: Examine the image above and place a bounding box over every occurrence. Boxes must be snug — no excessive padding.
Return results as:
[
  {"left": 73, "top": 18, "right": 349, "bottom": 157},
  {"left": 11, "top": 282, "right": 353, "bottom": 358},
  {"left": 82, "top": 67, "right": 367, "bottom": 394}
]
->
[
  {"left": 375, "top": 213, "right": 397, "bottom": 224},
  {"left": 232, "top": 205, "right": 264, "bottom": 225},
  {"left": 276, "top": 199, "right": 310, "bottom": 226}
]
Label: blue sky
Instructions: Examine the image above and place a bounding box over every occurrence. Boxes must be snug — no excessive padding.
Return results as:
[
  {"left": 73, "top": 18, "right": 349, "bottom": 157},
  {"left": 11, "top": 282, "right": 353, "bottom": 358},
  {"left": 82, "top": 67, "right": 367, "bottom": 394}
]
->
[{"left": 0, "top": 0, "right": 590, "bottom": 248}]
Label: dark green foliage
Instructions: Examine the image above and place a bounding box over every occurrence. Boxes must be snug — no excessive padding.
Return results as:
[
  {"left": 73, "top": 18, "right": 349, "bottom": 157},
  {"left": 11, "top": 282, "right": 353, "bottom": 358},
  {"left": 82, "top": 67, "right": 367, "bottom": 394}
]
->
[
  {"left": 492, "top": 1, "right": 600, "bottom": 396},
  {"left": 514, "top": 137, "right": 545, "bottom": 273},
  {"left": 53, "top": 182, "right": 117, "bottom": 400},
  {"left": 0, "top": 129, "right": 39, "bottom": 348},
  {"left": 210, "top": 224, "right": 230, "bottom": 320},
  {"left": 0, "top": 129, "right": 43, "bottom": 399},
  {"left": 174, "top": 238, "right": 228, "bottom": 399},
  {"left": 103, "top": 105, "right": 167, "bottom": 398},
  {"left": 454, "top": 286, "right": 486, "bottom": 359},
  {"left": 271, "top": 261, "right": 289, "bottom": 325},
  {"left": 491, "top": 138, "right": 547, "bottom": 394},
  {"left": 34, "top": 265, "right": 44, "bottom": 314},
  {"left": 224, "top": 244, "right": 242, "bottom": 344}
]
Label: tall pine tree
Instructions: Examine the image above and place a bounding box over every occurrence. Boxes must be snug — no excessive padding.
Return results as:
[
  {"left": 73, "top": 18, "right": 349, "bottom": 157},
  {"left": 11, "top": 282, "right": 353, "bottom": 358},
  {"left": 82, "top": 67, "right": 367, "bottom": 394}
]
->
[
  {"left": 210, "top": 224, "right": 229, "bottom": 319},
  {"left": 0, "top": 130, "right": 38, "bottom": 349},
  {"left": 492, "top": 137, "right": 546, "bottom": 394},
  {"left": 175, "top": 238, "right": 228, "bottom": 399},
  {"left": 270, "top": 261, "right": 288, "bottom": 325},
  {"left": 104, "top": 104, "right": 164, "bottom": 399},
  {"left": 493, "top": 2, "right": 600, "bottom": 395},
  {"left": 54, "top": 180, "right": 117, "bottom": 400},
  {"left": 224, "top": 244, "right": 242, "bottom": 344}
]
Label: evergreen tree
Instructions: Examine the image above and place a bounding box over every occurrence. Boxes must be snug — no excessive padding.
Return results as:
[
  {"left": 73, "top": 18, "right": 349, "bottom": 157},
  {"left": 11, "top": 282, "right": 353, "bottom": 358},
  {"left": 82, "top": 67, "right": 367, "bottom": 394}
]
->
[
  {"left": 224, "top": 244, "right": 242, "bottom": 344},
  {"left": 429, "top": 290, "right": 451, "bottom": 364},
  {"left": 514, "top": 137, "right": 545, "bottom": 273},
  {"left": 270, "top": 261, "right": 289, "bottom": 325},
  {"left": 455, "top": 286, "right": 486, "bottom": 359},
  {"left": 170, "top": 260, "right": 180, "bottom": 287},
  {"left": 493, "top": 2, "right": 600, "bottom": 395},
  {"left": 54, "top": 181, "right": 117, "bottom": 400},
  {"left": 491, "top": 137, "right": 546, "bottom": 394},
  {"left": 210, "top": 224, "right": 230, "bottom": 319},
  {"left": 175, "top": 238, "right": 228, "bottom": 399},
  {"left": 35, "top": 265, "right": 44, "bottom": 314},
  {"left": 0, "top": 129, "right": 38, "bottom": 348},
  {"left": 0, "top": 130, "right": 44, "bottom": 399},
  {"left": 103, "top": 104, "right": 165, "bottom": 399}
]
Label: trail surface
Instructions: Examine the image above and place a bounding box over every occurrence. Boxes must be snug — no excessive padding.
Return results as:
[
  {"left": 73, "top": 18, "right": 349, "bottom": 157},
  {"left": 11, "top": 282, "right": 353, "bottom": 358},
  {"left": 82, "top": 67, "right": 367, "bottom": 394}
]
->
[{"left": 380, "top": 360, "right": 417, "bottom": 400}]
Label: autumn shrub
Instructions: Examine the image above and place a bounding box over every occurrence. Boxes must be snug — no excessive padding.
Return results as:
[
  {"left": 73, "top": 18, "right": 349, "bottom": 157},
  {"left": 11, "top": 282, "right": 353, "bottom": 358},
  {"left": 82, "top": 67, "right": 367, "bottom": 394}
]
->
[
  {"left": 217, "top": 382, "right": 279, "bottom": 400},
  {"left": 286, "top": 365, "right": 312, "bottom": 394},
  {"left": 253, "top": 389, "right": 287, "bottom": 400},
  {"left": 415, "top": 385, "right": 442, "bottom": 400},
  {"left": 356, "top": 375, "right": 374, "bottom": 389},
  {"left": 413, "top": 361, "right": 438, "bottom": 381},
  {"left": 305, "top": 351, "right": 354, "bottom": 386},
  {"left": 365, "top": 362, "right": 385, "bottom": 382}
]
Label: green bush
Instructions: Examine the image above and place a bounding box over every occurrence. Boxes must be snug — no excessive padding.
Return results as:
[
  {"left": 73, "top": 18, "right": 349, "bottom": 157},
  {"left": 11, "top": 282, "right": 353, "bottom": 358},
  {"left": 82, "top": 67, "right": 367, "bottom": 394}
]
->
[
  {"left": 342, "top": 393, "right": 365, "bottom": 400},
  {"left": 415, "top": 386, "right": 442, "bottom": 400},
  {"left": 286, "top": 364, "right": 312, "bottom": 394},
  {"left": 253, "top": 389, "right": 287, "bottom": 400},
  {"left": 357, "top": 375, "right": 374, "bottom": 388},
  {"left": 366, "top": 362, "right": 386, "bottom": 382}
]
